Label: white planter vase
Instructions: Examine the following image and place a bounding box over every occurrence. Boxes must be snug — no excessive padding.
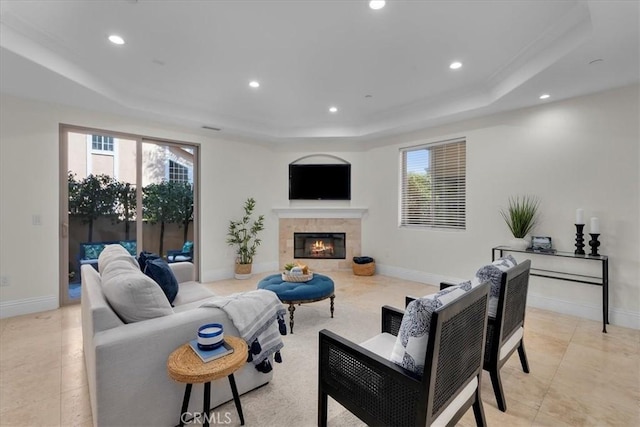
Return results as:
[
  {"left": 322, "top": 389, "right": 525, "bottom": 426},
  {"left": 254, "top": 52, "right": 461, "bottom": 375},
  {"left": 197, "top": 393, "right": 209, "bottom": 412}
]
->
[{"left": 508, "top": 237, "right": 529, "bottom": 250}]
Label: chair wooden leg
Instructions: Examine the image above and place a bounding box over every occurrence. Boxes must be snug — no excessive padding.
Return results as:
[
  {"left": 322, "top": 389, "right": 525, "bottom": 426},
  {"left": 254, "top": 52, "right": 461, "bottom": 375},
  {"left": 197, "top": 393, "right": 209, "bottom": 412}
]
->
[
  {"left": 489, "top": 368, "right": 507, "bottom": 412},
  {"left": 318, "top": 389, "right": 328, "bottom": 427},
  {"left": 517, "top": 341, "right": 530, "bottom": 373},
  {"left": 472, "top": 392, "right": 487, "bottom": 427}
]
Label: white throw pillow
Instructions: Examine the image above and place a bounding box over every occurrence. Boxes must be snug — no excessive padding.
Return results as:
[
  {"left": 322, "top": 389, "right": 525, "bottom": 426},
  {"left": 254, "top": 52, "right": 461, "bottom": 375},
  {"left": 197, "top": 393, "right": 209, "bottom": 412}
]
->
[
  {"left": 98, "top": 244, "right": 139, "bottom": 274},
  {"left": 101, "top": 251, "right": 173, "bottom": 323}
]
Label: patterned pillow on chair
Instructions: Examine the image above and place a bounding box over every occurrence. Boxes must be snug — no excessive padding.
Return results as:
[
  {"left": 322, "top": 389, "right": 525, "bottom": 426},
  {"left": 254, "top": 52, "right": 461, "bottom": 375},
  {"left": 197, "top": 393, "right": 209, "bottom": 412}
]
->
[
  {"left": 389, "top": 280, "right": 484, "bottom": 375},
  {"left": 476, "top": 255, "right": 517, "bottom": 317}
]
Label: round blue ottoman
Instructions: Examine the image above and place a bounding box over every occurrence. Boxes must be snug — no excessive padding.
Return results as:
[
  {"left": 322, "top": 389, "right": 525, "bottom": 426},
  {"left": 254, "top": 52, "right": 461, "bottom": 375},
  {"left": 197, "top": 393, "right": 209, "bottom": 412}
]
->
[{"left": 257, "top": 273, "right": 335, "bottom": 333}]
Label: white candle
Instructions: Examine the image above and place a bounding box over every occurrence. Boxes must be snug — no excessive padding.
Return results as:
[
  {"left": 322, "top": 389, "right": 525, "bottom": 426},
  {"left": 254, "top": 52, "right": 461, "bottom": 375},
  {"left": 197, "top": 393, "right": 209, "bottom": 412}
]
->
[
  {"left": 200, "top": 327, "right": 221, "bottom": 335},
  {"left": 590, "top": 217, "right": 600, "bottom": 234},
  {"left": 575, "top": 208, "right": 584, "bottom": 224}
]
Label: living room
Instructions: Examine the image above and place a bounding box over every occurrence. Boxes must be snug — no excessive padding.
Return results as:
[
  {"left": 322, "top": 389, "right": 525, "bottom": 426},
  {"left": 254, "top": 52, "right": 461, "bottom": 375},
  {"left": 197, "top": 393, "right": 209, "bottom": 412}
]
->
[
  {"left": 1, "top": 1, "right": 639, "bottom": 426},
  {"left": 2, "top": 85, "right": 638, "bottom": 329}
]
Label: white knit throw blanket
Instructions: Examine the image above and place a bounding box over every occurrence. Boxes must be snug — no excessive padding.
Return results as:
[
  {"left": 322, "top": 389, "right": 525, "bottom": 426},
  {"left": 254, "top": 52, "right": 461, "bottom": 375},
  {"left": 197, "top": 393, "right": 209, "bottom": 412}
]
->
[{"left": 201, "top": 289, "right": 286, "bottom": 372}]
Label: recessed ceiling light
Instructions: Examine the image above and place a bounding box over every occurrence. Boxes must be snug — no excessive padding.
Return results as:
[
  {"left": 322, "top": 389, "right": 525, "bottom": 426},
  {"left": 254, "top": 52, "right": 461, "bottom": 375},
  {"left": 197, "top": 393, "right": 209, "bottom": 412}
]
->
[
  {"left": 449, "top": 61, "right": 462, "bottom": 70},
  {"left": 249, "top": 81, "right": 260, "bottom": 88},
  {"left": 369, "top": 1, "right": 386, "bottom": 10},
  {"left": 539, "top": 94, "right": 550, "bottom": 100},
  {"left": 108, "top": 35, "right": 125, "bottom": 45},
  {"left": 329, "top": 106, "right": 338, "bottom": 113}
]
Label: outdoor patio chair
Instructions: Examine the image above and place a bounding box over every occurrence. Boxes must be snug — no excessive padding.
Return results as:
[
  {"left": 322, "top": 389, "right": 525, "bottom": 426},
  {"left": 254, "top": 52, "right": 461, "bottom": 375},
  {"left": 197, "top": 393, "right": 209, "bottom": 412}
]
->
[{"left": 167, "top": 240, "right": 193, "bottom": 263}]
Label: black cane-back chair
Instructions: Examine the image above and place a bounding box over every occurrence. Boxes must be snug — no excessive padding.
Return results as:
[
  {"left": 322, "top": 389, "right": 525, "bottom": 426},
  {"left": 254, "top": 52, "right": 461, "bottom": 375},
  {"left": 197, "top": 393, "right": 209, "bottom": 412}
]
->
[
  {"left": 318, "top": 281, "right": 490, "bottom": 427},
  {"left": 440, "top": 258, "right": 532, "bottom": 412}
]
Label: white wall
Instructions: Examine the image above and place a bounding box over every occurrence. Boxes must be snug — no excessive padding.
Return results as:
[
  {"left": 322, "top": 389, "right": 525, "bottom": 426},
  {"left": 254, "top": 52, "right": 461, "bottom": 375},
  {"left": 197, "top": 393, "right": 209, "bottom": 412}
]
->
[
  {"left": 362, "top": 85, "right": 639, "bottom": 329},
  {"left": 1, "top": 85, "right": 638, "bottom": 329}
]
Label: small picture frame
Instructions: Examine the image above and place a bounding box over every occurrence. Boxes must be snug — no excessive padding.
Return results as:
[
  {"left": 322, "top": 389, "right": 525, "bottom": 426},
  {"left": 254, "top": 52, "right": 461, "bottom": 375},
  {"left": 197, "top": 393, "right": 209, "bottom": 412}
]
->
[{"left": 530, "top": 236, "right": 553, "bottom": 252}]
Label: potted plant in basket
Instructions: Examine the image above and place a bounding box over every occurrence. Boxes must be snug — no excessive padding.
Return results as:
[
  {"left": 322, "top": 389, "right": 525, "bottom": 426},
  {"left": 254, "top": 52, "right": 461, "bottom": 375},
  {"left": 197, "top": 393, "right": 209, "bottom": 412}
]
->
[
  {"left": 500, "top": 195, "right": 540, "bottom": 250},
  {"left": 226, "top": 197, "right": 265, "bottom": 279}
]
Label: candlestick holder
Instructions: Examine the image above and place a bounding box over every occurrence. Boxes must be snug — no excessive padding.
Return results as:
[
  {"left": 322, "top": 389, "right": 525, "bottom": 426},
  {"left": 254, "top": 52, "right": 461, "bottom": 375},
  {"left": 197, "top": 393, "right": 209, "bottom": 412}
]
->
[
  {"left": 588, "top": 233, "right": 600, "bottom": 257},
  {"left": 574, "top": 224, "right": 585, "bottom": 255}
]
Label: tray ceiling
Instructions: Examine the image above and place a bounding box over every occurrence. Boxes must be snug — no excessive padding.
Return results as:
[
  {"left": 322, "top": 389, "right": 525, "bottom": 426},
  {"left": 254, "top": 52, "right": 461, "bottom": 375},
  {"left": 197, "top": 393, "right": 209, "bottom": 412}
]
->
[{"left": 1, "top": 0, "right": 638, "bottom": 144}]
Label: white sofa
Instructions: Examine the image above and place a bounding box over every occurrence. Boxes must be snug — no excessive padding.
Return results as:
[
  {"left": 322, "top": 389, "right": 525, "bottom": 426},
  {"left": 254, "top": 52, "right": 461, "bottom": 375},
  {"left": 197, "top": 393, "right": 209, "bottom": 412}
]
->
[{"left": 81, "top": 257, "right": 273, "bottom": 427}]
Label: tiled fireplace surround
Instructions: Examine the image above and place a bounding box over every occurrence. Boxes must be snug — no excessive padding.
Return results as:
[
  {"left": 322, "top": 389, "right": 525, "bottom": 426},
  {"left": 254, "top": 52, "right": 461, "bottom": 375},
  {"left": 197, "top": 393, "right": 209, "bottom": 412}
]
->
[{"left": 275, "top": 208, "right": 366, "bottom": 271}]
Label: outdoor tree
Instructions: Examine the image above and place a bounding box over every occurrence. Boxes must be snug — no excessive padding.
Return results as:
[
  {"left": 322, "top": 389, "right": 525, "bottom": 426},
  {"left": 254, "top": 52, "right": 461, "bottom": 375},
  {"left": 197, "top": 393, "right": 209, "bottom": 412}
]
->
[
  {"left": 143, "top": 181, "right": 186, "bottom": 255},
  {"left": 113, "top": 181, "right": 137, "bottom": 240},
  {"left": 405, "top": 172, "right": 431, "bottom": 222},
  {"left": 68, "top": 173, "right": 118, "bottom": 241},
  {"left": 173, "top": 182, "right": 194, "bottom": 243}
]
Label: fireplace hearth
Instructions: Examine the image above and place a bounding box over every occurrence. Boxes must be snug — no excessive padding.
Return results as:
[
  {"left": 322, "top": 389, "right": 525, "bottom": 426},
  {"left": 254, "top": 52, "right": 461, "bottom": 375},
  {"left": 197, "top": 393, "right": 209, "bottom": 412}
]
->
[{"left": 294, "top": 232, "right": 346, "bottom": 259}]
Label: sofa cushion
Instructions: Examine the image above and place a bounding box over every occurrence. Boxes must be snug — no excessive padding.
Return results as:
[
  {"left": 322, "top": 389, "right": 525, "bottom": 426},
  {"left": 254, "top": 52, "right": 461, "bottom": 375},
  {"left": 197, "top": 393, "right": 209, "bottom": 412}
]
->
[
  {"left": 172, "top": 281, "right": 215, "bottom": 307},
  {"left": 475, "top": 255, "right": 517, "bottom": 317},
  {"left": 98, "top": 244, "right": 139, "bottom": 274},
  {"left": 101, "top": 253, "right": 173, "bottom": 323},
  {"left": 143, "top": 258, "right": 179, "bottom": 304},
  {"left": 390, "top": 280, "right": 484, "bottom": 375},
  {"left": 359, "top": 332, "right": 397, "bottom": 360}
]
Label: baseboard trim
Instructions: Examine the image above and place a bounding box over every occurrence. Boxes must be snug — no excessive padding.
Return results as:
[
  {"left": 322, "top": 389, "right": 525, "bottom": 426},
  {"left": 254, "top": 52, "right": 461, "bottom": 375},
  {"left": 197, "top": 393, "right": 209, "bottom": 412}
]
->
[
  {"left": 0, "top": 295, "right": 58, "bottom": 319},
  {"left": 376, "top": 264, "right": 464, "bottom": 289},
  {"left": 202, "top": 261, "right": 280, "bottom": 283},
  {"left": 378, "top": 263, "right": 639, "bottom": 330},
  {"left": 528, "top": 293, "right": 640, "bottom": 330}
]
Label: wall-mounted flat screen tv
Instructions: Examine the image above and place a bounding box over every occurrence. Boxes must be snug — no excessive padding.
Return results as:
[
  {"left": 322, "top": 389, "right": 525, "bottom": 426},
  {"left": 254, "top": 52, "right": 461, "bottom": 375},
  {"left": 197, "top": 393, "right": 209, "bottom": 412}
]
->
[{"left": 289, "top": 164, "right": 351, "bottom": 200}]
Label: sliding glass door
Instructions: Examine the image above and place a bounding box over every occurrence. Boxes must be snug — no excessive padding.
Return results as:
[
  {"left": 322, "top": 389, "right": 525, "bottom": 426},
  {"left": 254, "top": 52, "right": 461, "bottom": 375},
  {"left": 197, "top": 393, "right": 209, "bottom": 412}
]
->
[
  {"left": 141, "top": 140, "right": 196, "bottom": 261},
  {"left": 59, "top": 126, "right": 199, "bottom": 305}
]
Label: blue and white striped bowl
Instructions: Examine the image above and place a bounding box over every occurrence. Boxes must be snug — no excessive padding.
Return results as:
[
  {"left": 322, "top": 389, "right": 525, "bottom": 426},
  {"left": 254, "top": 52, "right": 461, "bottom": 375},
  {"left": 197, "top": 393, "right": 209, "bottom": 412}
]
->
[{"left": 197, "top": 323, "right": 224, "bottom": 350}]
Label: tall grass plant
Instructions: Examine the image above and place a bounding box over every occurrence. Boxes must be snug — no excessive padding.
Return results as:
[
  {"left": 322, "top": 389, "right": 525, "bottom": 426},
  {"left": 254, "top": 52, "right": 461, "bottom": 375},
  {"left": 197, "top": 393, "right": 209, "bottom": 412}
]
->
[{"left": 500, "top": 195, "right": 540, "bottom": 238}]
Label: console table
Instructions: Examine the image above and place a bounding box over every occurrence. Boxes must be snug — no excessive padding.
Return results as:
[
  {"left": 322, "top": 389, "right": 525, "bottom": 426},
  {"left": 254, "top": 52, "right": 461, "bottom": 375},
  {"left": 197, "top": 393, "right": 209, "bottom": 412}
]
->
[{"left": 492, "top": 246, "right": 609, "bottom": 333}]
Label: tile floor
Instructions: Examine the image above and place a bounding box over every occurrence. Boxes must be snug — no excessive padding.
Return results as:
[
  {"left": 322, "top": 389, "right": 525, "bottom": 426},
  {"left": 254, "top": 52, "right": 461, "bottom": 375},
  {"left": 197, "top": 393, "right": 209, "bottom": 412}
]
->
[{"left": 0, "top": 271, "right": 638, "bottom": 426}]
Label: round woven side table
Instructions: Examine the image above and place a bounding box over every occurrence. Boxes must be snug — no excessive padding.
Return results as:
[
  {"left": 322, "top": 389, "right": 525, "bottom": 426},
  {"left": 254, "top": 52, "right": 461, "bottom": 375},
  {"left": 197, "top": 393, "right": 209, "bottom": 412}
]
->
[{"left": 167, "top": 335, "right": 248, "bottom": 427}]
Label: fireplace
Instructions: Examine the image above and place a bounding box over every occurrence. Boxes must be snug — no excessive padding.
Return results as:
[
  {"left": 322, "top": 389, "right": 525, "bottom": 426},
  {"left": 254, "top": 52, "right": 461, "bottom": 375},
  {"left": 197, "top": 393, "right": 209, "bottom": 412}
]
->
[{"left": 294, "top": 232, "right": 346, "bottom": 259}]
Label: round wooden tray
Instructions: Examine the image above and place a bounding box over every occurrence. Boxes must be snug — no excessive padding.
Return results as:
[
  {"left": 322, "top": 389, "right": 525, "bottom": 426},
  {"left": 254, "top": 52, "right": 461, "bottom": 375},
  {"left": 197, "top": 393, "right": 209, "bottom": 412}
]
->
[{"left": 282, "top": 272, "right": 313, "bottom": 282}]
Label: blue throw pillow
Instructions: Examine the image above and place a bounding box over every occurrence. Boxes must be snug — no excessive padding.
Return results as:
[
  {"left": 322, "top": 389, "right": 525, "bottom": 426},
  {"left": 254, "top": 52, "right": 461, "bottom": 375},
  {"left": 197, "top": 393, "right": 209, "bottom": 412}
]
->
[
  {"left": 144, "top": 258, "right": 179, "bottom": 304},
  {"left": 138, "top": 251, "right": 161, "bottom": 272}
]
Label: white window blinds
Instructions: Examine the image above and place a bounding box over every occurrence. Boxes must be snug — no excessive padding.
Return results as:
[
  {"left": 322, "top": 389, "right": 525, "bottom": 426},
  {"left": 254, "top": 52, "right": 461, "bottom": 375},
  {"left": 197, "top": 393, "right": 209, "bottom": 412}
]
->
[{"left": 400, "top": 139, "right": 466, "bottom": 229}]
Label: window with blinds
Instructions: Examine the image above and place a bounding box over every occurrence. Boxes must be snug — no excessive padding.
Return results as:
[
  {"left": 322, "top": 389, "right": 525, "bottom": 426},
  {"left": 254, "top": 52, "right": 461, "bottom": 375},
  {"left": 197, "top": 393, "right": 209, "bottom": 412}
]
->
[{"left": 400, "top": 139, "right": 466, "bottom": 230}]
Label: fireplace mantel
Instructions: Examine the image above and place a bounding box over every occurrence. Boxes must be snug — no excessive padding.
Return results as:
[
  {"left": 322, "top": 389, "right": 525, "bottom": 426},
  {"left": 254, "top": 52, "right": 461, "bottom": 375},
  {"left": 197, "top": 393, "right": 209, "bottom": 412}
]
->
[{"left": 272, "top": 207, "right": 368, "bottom": 219}]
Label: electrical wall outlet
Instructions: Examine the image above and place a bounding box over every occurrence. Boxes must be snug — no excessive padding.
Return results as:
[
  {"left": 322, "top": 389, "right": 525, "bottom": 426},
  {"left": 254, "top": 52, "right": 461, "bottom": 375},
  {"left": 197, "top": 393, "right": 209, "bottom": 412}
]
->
[
  {"left": 0, "top": 276, "right": 9, "bottom": 287},
  {"left": 32, "top": 214, "right": 42, "bottom": 226}
]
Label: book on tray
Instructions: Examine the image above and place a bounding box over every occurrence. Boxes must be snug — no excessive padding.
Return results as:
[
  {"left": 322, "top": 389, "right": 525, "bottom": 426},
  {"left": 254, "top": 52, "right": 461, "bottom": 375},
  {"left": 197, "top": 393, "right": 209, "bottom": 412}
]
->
[{"left": 188, "top": 339, "right": 234, "bottom": 363}]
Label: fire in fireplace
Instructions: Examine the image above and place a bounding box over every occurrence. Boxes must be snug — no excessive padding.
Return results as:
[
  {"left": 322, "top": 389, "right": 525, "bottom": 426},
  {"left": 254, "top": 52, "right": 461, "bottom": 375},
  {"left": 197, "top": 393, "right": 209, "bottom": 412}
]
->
[{"left": 294, "top": 232, "right": 346, "bottom": 259}]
